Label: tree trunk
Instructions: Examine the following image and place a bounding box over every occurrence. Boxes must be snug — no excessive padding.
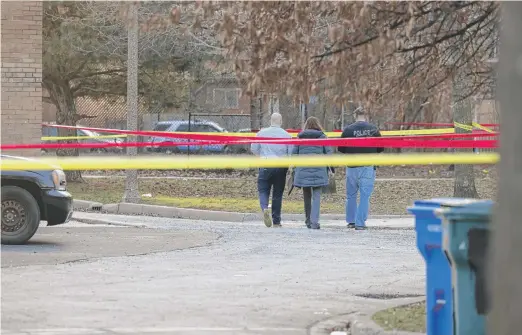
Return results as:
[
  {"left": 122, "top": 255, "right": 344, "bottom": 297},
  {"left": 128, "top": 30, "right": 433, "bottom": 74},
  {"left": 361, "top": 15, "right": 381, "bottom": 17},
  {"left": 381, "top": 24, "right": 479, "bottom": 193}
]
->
[
  {"left": 452, "top": 72, "right": 479, "bottom": 198},
  {"left": 489, "top": 4, "right": 522, "bottom": 334},
  {"left": 49, "top": 82, "right": 83, "bottom": 182}
]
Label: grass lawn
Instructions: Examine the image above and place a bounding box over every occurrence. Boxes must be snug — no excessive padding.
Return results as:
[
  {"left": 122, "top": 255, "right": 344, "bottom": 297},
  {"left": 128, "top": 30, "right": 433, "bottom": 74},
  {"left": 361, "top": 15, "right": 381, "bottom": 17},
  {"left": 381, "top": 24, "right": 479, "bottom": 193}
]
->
[
  {"left": 67, "top": 177, "right": 497, "bottom": 215},
  {"left": 372, "top": 301, "right": 426, "bottom": 333}
]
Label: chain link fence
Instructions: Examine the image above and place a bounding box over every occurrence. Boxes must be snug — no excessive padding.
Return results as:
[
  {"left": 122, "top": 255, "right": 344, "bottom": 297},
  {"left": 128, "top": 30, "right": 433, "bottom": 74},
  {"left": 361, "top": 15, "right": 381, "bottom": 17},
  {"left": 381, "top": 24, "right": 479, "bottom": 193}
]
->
[{"left": 42, "top": 86, "right": 497, "bottom": 156}]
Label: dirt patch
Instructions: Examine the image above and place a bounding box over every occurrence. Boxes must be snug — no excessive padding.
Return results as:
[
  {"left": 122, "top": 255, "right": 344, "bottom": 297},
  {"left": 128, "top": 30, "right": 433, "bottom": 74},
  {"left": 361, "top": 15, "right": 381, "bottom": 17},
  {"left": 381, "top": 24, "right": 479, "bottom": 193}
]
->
[
  {"left": 68, "top": 176, "right": 497, "bottom": 215},
  {"left": 86, "top": 164, "right": 497, "bottom": 180}
]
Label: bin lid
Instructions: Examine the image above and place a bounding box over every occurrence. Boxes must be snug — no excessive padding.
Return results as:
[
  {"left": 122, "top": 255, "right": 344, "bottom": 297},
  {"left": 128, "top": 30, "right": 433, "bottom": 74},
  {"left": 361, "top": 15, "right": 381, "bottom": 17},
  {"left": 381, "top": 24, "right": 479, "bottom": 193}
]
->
[
  {"left": 437, "top": 200, "right": 494, "bottom": 222},
  {"left": 413, "top": 198, "right": 479, "bottom": 207}
]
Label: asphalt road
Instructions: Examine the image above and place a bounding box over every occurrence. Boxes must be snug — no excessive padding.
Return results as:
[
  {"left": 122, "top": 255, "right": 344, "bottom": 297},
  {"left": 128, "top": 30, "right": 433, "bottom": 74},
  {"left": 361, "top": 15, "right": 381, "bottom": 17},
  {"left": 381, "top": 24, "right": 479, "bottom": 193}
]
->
[{"left": 1, "top": 217, "right": 425, "bottom": 335}]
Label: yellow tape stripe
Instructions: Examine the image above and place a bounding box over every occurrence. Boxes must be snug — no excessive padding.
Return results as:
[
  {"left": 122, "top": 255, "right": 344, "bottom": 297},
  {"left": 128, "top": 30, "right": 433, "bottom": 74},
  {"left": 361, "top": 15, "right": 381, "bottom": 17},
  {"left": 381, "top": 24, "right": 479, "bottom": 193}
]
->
[
  {"left": 380, "top": 128, "right": 455, "bottom": 136},
  {"left": 472, "top": 122, "right": 495, "bottom": 133},
  {"left": 42, "top": 135, "right": 128, "bottom": 141},
  {"left": 168, "top": 128, "right": 456, "bottom": 138},
  {"left": 39, "top": 128, "right": 456, "bottom": 141},
  {"left": 0, "top": 153, "right": 498, "bottom": 171},
  {"left": 453, "top": 122, "right": 474, "bottom": 131}
]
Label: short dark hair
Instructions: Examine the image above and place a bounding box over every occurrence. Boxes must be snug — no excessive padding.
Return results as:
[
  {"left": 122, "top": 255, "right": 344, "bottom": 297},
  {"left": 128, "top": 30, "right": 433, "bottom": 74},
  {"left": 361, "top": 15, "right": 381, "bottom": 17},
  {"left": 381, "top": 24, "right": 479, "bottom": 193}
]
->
[{"left": 353, "top": 106, "right": 365, "bottom": 116}]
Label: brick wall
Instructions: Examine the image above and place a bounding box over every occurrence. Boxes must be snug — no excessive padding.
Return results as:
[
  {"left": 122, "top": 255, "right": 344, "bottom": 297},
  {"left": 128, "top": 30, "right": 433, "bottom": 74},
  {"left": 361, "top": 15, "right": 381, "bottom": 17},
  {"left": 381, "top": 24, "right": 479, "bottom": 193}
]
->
[{"left": 1, "top": 1, "right": 43, "bottom": 156}]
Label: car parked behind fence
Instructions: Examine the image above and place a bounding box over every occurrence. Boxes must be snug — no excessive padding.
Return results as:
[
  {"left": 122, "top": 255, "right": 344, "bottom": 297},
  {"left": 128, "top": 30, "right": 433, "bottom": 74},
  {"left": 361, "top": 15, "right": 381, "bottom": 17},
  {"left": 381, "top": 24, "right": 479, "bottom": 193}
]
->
[
  {"left": 147, "top": 120, "right": 231, "bottom": 154},
  {"left": 42, "top": 125, "right": 124, "bottom": 154}
]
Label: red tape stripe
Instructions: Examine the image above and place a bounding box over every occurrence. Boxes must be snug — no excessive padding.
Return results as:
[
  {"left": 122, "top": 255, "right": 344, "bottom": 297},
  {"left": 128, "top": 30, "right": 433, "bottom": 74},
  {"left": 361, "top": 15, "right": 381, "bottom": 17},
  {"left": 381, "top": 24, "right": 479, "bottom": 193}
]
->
[
  {"left": 384, "top": 122, "right": 499, "bottom": 127},
  {"left": 43, "top": 124, "right": 498, "bottom": 141},
  {"left": 2, "top": 138, "right": 498, "bottom": 150}
]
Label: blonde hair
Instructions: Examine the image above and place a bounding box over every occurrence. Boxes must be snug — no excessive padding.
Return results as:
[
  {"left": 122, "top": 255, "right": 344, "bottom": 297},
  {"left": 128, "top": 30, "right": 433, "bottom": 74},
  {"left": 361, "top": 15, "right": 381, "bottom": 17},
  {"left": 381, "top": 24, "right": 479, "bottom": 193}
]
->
[{"left": 304, "top": 116, "right": 324, "bottom": 132}]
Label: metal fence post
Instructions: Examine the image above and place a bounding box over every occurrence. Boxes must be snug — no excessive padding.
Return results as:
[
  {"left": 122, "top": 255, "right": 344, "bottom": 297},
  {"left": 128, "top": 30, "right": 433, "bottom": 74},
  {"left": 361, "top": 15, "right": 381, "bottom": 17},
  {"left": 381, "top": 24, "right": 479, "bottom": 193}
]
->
[{"left": 188, "top": 112, "right": 192, "bottom": 157}]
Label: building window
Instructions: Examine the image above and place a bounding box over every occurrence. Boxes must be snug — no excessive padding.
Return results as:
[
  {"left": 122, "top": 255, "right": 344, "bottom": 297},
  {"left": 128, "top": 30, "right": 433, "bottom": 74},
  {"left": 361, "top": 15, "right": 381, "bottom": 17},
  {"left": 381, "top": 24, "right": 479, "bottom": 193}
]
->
[{"left": 213, "top": 88, "right": 240, "bottom": 108}]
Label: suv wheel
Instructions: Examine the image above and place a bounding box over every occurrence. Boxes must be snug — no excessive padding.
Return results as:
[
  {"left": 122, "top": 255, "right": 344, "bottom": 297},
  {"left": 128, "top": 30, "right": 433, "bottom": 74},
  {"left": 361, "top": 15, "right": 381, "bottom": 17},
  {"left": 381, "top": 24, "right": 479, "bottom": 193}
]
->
[{"left": 1, "top": 186, "right": 40, "bottom": 245}]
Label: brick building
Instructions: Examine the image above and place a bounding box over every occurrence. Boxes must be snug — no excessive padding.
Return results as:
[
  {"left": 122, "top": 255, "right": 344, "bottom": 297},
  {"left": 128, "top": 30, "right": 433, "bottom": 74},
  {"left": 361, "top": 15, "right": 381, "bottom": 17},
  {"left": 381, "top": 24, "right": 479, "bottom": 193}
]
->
[{"left": 1, "top": 1, "right": 43, "bottom": 156}]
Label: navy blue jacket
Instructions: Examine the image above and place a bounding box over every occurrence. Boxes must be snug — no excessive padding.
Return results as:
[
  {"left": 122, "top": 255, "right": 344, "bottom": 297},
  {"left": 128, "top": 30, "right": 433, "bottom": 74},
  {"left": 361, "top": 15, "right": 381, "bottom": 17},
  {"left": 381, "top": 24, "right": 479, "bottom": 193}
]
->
[
  {"left": 292, "top": 129, "right": 333, "bottom": 188},
  {"left": 338, "top": 121, "right": 384, "bottom": 154}
]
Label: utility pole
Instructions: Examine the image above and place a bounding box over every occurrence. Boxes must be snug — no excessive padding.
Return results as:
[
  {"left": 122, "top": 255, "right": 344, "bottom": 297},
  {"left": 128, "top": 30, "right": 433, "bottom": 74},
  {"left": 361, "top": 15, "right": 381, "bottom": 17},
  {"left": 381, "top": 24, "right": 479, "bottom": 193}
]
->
[
  {"left": 122, "top": 1, "right": 140, "bottom": 203},
  {"left": 489, "top": 3, "right": 522, "bottom": 335}
]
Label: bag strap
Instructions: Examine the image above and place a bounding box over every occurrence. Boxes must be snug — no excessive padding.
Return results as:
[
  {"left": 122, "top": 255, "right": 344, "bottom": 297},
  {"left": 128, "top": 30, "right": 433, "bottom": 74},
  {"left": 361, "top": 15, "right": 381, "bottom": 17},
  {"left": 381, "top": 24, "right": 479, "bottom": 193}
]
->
[{"left": 323, "top": 145, "right": 332, "bottom": 173}]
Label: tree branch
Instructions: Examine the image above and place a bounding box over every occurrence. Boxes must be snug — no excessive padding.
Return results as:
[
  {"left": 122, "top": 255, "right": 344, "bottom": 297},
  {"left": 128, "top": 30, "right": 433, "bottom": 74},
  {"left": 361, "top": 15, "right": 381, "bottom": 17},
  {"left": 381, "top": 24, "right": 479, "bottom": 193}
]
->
[
  {"left": 70, "top": 68, "right": 126, "bottom": 80},
  {"left": 397, "top": 4, "right": 496, "bottom": 54}
]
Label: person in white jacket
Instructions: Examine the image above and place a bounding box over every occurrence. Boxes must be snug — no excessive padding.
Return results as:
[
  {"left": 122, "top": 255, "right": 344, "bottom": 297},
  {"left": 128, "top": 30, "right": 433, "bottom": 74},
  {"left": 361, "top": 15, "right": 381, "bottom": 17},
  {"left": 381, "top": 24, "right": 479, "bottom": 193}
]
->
[{"left": 251, "top": 113, "right": 292, "bottom": 228}]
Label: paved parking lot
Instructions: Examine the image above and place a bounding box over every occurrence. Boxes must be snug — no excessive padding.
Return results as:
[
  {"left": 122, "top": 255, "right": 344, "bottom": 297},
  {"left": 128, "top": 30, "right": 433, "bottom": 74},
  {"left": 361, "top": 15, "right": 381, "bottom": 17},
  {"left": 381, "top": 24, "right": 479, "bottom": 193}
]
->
[{"left": 1, "top": 216, "right": 425, "bottom": 335}]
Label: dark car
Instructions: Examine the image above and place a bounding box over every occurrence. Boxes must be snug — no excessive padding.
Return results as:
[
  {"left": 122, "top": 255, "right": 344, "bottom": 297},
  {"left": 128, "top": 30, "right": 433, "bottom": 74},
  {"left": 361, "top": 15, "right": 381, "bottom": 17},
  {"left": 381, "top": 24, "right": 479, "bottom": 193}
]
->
[{"left": 1, "top": 155, "right": 73, "bottom": 245}]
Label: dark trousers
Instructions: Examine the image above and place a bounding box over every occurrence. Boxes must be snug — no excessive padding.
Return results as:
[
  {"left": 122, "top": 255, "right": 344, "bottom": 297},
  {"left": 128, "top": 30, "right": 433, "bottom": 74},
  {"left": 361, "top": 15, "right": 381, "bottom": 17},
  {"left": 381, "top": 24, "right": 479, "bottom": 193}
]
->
[
  {"left": 303, "top": 186, "right": 322, "bottom": 228},
  {"left": 257, "top": 168, "right": 288, "bottom": 225}
]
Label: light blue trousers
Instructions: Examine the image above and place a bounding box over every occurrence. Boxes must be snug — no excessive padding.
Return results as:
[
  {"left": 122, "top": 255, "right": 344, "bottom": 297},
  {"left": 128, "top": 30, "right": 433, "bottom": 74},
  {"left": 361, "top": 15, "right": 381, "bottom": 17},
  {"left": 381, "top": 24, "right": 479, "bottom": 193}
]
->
[{"left": 346, "top": 166, "right": 376, "bottom": 227}]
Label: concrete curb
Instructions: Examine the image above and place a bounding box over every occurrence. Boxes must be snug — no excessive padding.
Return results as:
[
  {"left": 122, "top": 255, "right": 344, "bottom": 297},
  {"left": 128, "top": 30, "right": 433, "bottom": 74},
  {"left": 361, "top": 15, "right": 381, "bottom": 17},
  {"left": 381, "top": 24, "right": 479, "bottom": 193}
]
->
[
  {"left": 73, "top": 199, "right": 103, "bottom": 211},
  {"left": 95, "top": 202, "right": 409, "bottom": 223},
  {"left": 70, "top": 213, "right": 147, "bottom": 228},
  {"left": 309, "top": 297, "right": 426, "bottom": 335}
]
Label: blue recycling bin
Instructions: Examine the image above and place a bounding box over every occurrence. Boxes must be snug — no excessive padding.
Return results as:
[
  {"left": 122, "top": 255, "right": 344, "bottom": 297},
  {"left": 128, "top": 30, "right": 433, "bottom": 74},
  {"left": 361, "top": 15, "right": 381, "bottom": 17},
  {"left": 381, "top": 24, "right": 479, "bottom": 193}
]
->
[
  {"left": 439, "top": 200, "right": 493, "bottom": 335},
  {"left": 408, "top": 198, "right": 479, "bottom": 335}
]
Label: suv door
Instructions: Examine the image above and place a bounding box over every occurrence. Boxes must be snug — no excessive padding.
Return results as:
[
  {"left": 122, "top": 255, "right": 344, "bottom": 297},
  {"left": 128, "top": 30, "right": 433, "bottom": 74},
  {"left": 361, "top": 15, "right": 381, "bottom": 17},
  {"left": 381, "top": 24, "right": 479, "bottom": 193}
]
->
[
  {"left": 195, "top": 125, "right": 225, "bottom": 153},
  {"left": 176, "top": 123, "right": 201, "bottom": 152}
]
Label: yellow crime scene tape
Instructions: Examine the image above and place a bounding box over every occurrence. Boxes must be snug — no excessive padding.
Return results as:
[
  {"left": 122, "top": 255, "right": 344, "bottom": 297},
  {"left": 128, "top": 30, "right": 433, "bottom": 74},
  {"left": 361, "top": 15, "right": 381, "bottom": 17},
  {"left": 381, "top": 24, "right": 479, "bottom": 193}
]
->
[
  {"left": 41, "top": 135, "right": 128, "bottom": 141},
  {"left": 0, "top": 153, "right": 498, "bottom": 171},
  {"left": 171, "top": 128, "right": 456, "bottom": 138},
  {"left": 472, "top": 122, "right": 495, "bottom": 133},
  {"left": 453, "top": 122, "right": 474, "bottom": 131},
  {"left": 454, "top": 122, "right": 495, "bottom": 133},
  {"left": 41, "top": 127, "right": 456, "bottom": 141}
]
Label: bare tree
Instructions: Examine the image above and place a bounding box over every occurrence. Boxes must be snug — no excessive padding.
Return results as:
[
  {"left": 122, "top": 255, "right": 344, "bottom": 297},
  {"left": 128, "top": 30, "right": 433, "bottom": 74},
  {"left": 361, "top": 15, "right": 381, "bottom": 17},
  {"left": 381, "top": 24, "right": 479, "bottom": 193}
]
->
[
  {"left": 43, "top": 1, "right": 223, "bottom": 180},
  {"left": 195, "top": 1, "right": 498, "bottom": 196},
  {"left": 452, "top": 70, "right": 479, "bottom": 198},
  {"left": 201, "top": 2, "right": 497, "bottom": 107}
]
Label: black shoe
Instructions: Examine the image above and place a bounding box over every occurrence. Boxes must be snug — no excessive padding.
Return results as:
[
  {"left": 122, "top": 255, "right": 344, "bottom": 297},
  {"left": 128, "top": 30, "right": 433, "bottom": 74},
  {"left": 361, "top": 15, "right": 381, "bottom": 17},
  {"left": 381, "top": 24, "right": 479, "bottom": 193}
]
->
[
  {"left": 273, "top": 223, "right": 282, "bottom": 228},
  {"left": 305, "top": 222, "right": 311, "bottom": 229},
  {"left": 310, "top": 225, "right": 320, "bottom": 230},
  {"left": 355, "top": 226, "right": 367, "bottom": 231},
  {"left": 347, "top": 223, "right": 355, "bottom": 228}
]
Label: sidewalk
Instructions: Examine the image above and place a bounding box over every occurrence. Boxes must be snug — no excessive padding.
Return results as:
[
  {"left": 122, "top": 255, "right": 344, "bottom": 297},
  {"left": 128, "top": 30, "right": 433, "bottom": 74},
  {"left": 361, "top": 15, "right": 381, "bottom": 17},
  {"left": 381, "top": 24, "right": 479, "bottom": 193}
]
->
[
  {"left": 73, "top": 199, "right": 413, "bottom": 226},
  {"left": 72, "top": 210, "right": 414, "bottom": 229}
]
